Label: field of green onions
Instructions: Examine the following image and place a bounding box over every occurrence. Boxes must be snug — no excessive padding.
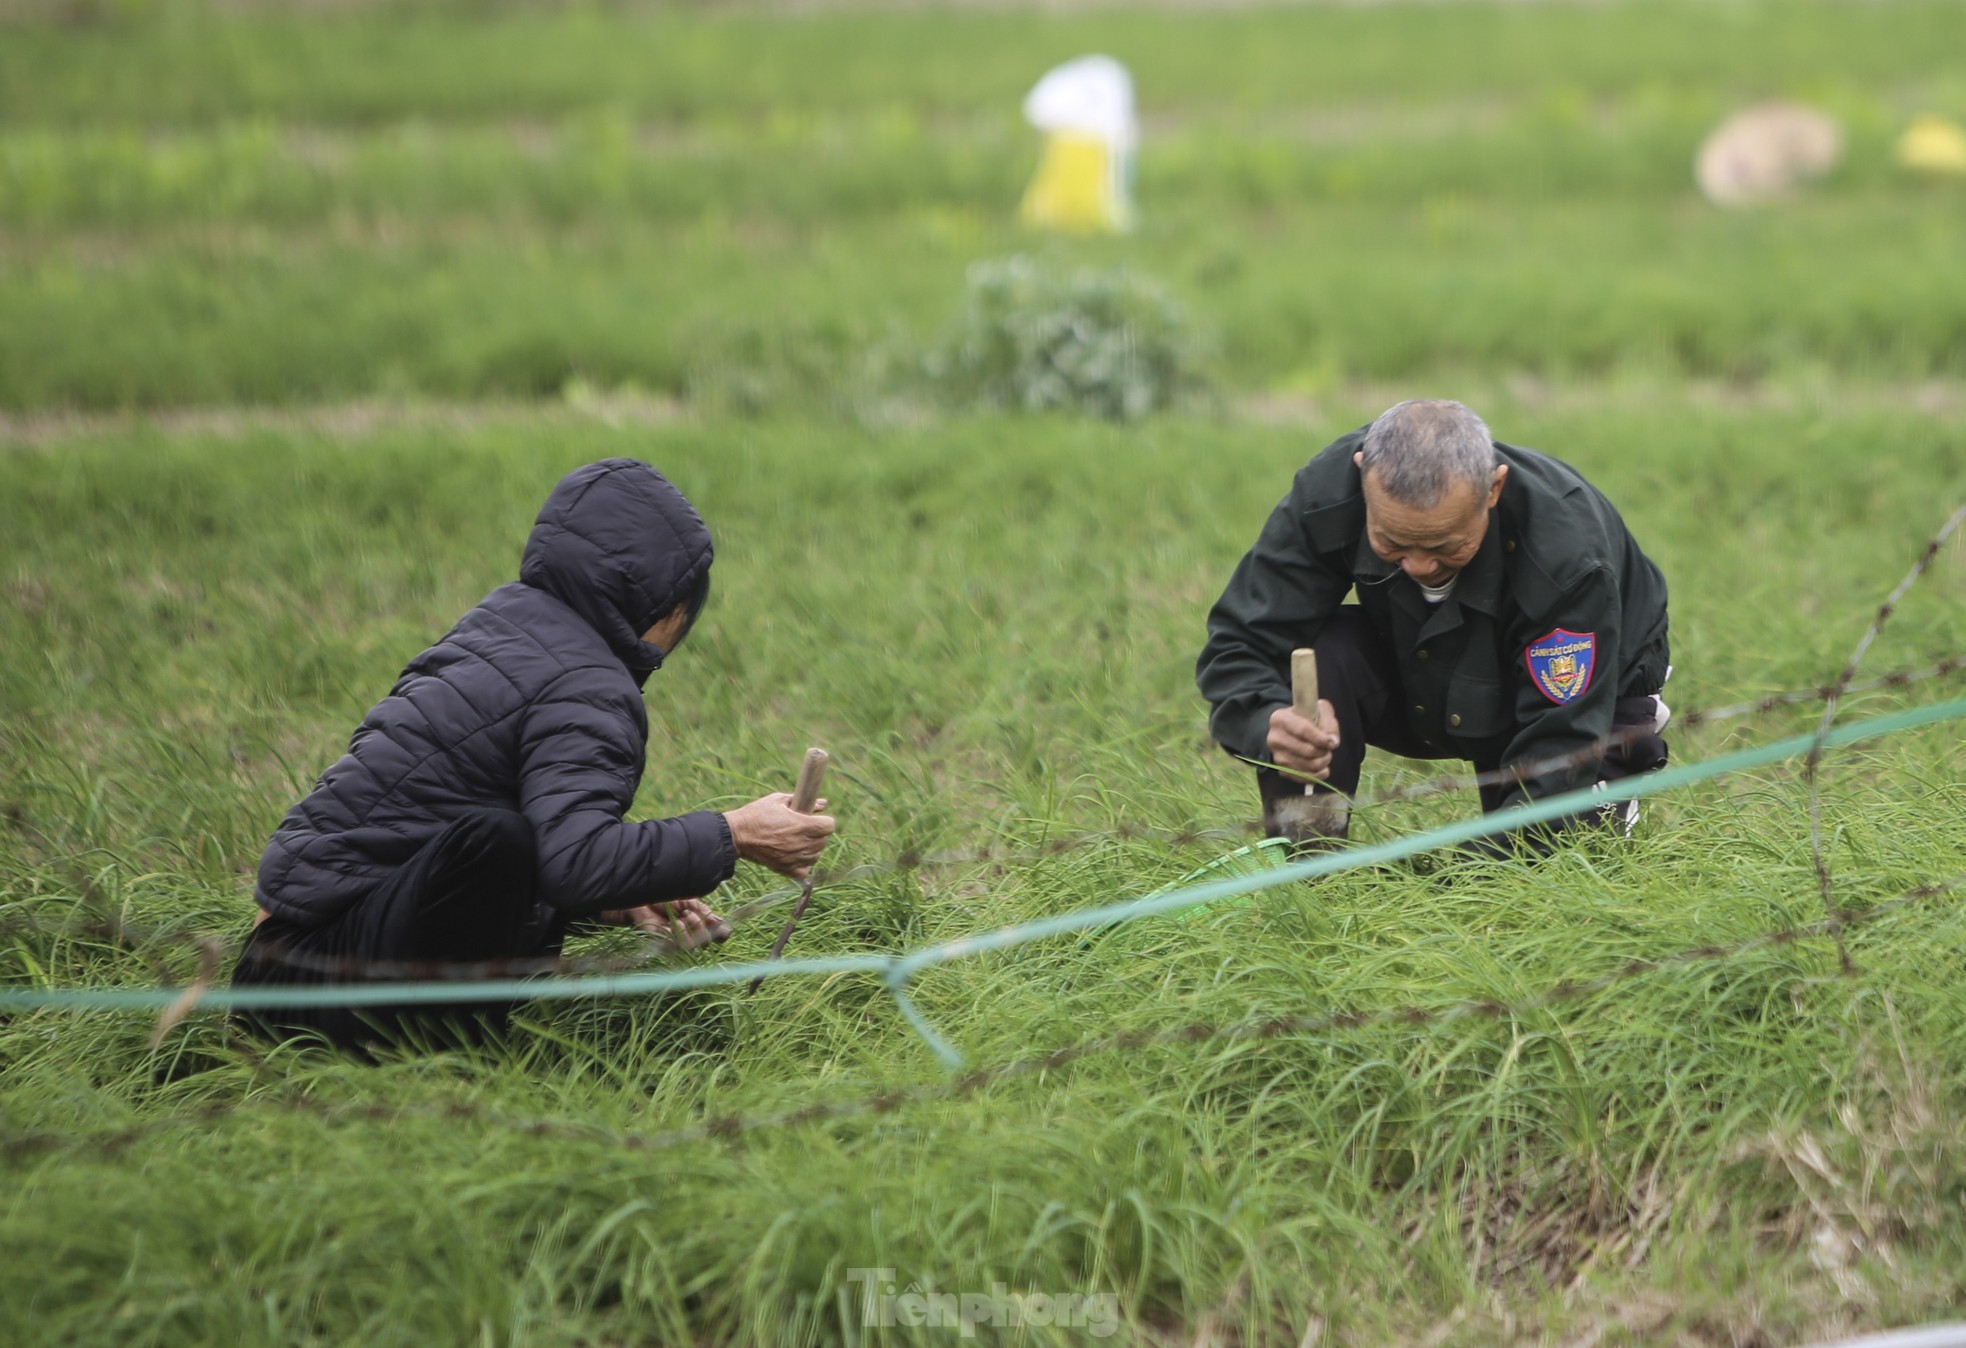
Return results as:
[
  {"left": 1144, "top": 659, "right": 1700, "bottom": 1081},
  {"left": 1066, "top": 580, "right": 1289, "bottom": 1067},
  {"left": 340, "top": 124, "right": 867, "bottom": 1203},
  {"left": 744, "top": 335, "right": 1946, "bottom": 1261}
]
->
[{"left": 6, "top": 1, "right": 1966, "bottom": 1344}]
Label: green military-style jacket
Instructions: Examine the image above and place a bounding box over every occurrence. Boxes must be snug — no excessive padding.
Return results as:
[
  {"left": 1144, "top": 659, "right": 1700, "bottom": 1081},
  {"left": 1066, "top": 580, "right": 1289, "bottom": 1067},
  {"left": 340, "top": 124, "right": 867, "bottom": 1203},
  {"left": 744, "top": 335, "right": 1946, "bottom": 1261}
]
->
[{"left": 1197, "top": 429, "right": 1670, "bottom": 809}]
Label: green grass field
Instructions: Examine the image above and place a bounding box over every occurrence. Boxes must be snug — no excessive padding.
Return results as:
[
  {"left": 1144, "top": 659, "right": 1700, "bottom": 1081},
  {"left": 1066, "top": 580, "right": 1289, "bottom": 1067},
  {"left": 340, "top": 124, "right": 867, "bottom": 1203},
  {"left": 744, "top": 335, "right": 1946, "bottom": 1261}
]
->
[{"left": 6, "top": 1, "right": 1966, "bottom": 1344}]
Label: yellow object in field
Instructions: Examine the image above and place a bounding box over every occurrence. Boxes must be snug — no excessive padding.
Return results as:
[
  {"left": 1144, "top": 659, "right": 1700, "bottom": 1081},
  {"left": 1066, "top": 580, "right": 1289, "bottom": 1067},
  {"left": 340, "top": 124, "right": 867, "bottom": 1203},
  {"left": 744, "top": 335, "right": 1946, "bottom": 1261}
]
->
[
  {"left": 1897, "top": 115, "right": 1966, "bottom": 176},
  {"left": 1020, "top": 132, "right": 1130, "bottom": 234},
  {"left": 1019, "top": 55, "right": 1137, "bottom": 234}
]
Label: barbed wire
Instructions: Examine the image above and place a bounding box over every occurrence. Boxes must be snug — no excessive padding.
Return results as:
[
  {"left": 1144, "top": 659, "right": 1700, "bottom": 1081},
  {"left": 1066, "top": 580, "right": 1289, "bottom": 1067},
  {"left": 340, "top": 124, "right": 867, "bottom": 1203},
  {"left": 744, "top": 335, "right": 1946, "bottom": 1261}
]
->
[
  {"left": 1315, "top": 650, "right": 1966, "bottom": 809},
  {"left": 6, "top": 870, "right": 1958, "bottom": 1169},
  {"left": 10, "top": 691, "right": 1951, "bottom": 1081},
  {"left": 1805, "top": 502, "right": 1966, "bottom": 974},
  {"left": 613, "top": 870, "right": 1966, "bottom": 1155},
  {"left": 8, "top": 651, "right": 1960, "bottom": 988},
  {"left": 209, "top": 656, "right": 1966, "bottom": 989},
  {"left": 0, "top": 515, "right": 1961, "bottom": 1191},
  {"left": 1, "top": 516, "right": 1961, "bottom": 1348},
  {"left": 4, "top": 518, "right": 1964, "bottom": 1079}
]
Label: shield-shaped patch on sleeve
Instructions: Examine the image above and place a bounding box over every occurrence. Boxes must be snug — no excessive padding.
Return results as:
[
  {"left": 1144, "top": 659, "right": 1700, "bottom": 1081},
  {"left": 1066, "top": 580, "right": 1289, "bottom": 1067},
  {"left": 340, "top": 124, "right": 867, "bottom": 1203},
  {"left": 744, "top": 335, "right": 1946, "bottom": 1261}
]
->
[{"left": 1525, "top": 629, "right": 1597, "bottom": 705}]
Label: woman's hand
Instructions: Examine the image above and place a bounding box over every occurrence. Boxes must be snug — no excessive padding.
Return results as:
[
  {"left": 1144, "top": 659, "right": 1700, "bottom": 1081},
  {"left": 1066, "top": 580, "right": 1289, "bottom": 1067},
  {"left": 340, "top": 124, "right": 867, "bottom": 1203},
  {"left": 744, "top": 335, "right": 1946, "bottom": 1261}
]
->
[
  {"left": 598, "top": 897, "right": 731, "bottom": 949},
  {"left": 723, "top": 792, "right": 836, "bottom": 879}
]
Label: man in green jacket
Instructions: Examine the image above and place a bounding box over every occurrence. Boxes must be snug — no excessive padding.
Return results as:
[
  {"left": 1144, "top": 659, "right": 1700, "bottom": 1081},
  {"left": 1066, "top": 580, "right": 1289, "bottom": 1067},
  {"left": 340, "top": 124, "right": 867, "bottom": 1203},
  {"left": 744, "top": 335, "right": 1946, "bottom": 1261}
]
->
[{"left": 1196, "top": 399, "right": 1671, "bottom": 849}]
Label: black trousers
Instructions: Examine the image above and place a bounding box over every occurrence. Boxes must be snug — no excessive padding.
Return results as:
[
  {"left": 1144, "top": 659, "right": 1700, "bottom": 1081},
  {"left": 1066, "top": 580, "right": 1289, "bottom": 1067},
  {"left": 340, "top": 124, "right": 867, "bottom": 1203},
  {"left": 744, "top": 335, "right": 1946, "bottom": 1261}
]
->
[
  {"left": 233, "top": 809, "right": 556, "bottom": 1050},
  {"left": 1256, "top": 608, "right": 1669, "bottom": 840}
]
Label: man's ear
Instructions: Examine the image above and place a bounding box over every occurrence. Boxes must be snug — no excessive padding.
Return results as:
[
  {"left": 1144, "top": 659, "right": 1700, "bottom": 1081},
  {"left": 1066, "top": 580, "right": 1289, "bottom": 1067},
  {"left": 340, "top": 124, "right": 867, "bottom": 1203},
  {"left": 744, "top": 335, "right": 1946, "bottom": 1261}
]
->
[
  {"left": 1487, "top": 463, "right": 1509, "bottom": 510},
  {"left": 1352, "top": 450, "right": 1365, "bottom": 469}
]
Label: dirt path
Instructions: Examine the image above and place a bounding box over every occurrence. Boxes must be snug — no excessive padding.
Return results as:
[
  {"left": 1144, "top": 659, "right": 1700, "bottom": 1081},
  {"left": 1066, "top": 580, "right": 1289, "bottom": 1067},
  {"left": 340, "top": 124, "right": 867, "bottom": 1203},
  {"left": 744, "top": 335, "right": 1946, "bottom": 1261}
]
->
[{"left": 5, "top": 377, "right": 1963, "bottom": 450}]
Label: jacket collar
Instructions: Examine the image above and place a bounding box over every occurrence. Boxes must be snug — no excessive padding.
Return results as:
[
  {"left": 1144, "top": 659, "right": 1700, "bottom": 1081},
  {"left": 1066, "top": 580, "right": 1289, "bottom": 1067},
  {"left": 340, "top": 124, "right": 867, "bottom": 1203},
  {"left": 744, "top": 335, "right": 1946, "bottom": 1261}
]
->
[{"left": 1449, "top": 515, "right": 1506, "bottom": 617}]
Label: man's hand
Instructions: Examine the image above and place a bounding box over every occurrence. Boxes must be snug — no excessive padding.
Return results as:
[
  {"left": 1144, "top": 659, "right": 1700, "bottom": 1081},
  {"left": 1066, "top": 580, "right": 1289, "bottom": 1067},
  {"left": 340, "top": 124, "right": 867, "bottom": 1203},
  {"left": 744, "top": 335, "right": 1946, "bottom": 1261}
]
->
[
  {"left": 1268, "top": 699, "right": 1340, "bottom": 777},
  {"left": 599, "top": 898, "right": 731, "bottom": 949},
  {"left": 724, "top": 792, "right": 836, "bottom": 879}
]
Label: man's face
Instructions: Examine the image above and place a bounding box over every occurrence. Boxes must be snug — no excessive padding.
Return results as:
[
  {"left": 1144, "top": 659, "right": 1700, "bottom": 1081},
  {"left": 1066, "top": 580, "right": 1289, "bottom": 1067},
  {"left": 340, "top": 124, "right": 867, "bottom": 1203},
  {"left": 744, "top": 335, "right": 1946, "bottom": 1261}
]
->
[
  {"left": 1355, "top": 453, "right": 1509, "bottom": 588},
  {"left": 641, "top": 603, "right": 691, "bottom": 652}
]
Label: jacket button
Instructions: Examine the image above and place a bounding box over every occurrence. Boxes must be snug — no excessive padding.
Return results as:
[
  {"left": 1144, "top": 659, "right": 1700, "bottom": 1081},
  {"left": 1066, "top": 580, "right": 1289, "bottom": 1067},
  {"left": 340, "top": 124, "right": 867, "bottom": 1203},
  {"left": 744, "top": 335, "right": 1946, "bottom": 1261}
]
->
[
  {"left": 1505, "top": 539, "right": 1517, "bottom": 553},
  {"left": 1416, "top": 648, "right": 1430, "bottom": 660},
  {"left": 1449, "top": 713, "right": 1462, "bottom": 728},
  {"left": 1413, "top": 704, "right": 1426, "bottom": 717}
]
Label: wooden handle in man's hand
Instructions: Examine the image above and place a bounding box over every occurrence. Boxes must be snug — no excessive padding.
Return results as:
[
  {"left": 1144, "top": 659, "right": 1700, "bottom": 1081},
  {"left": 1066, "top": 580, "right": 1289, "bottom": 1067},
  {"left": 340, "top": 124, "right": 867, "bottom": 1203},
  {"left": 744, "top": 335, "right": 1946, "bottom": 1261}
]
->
[
  {"left": 790, "top": 747, "right": 828, "bottom": 814},
  {"left": 1291, "top": 648, "right": 1319, "bottom": 722},
  {"left": 1271, "top": 645, "right": 1350, "bottom": 842}
]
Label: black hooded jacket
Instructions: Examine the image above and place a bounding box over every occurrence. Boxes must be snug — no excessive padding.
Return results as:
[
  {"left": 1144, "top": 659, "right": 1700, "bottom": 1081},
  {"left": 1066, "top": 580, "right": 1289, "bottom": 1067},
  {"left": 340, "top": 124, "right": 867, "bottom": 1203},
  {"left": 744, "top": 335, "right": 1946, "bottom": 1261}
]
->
[{"left": 255, "top": 459, "right": 736, "bottom": 927}]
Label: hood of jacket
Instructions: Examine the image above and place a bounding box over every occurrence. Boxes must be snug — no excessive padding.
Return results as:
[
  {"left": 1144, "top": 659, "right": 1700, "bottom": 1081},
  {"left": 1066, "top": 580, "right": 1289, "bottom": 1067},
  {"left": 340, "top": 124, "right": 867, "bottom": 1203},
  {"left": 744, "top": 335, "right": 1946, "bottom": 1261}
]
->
[{"left": 519, "top": 458, "right": 714, "bottom": 682}]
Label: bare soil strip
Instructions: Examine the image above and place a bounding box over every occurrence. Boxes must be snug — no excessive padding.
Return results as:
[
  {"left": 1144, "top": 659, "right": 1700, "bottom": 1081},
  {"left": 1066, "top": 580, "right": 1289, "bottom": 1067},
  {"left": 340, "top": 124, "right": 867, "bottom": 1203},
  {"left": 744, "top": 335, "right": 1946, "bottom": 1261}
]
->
[{"left": 6, "top": 378, "right": 1962, "bottom": 449}]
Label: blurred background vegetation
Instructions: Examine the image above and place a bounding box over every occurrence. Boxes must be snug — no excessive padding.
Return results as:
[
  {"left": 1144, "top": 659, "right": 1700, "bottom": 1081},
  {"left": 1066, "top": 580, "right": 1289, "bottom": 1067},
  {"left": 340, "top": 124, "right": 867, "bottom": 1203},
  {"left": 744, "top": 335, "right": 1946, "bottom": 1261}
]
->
[
  {"left": 5, "top": 2, "right": 1966, "bottom": 1345},
  {"left": 1, "top": 0, "right": 1964, "bottom": 411}
]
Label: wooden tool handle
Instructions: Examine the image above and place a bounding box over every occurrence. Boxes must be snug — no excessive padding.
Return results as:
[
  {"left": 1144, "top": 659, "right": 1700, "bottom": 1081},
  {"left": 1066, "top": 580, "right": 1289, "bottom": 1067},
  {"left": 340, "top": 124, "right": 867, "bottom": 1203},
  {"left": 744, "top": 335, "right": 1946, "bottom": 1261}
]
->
[
  {"left": 789, "top": 747, "right": 829, "bottom": 814},
  {"left": 1291, "top": 647, "right": 1320, "bottom": 722},
  {"left": 748, "top": 749, "right": 829, "bottom": 994}
]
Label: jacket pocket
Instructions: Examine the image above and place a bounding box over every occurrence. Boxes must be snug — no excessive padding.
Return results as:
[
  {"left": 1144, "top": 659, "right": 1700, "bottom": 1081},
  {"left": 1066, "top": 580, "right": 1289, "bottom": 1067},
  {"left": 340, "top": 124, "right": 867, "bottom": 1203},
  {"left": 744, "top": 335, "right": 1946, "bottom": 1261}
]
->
[{"left": 1444, "top": 673, "right": 1512, "bottom": 740}]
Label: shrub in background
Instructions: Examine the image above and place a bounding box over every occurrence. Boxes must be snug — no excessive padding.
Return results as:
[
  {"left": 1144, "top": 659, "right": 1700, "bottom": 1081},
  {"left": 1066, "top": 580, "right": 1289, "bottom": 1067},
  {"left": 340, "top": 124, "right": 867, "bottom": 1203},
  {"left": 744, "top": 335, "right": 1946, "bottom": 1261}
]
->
[{"left": 924, "top": 254, "right": 1216, "bottom": 422}]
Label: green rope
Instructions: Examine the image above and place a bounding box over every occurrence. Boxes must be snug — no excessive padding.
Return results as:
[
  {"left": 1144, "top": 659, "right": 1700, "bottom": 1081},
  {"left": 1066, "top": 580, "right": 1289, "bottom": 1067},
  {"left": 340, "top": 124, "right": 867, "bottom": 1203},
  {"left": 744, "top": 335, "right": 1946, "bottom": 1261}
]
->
[
  {"left": 888, "top": 696, "right": 1966, "bottom": 978},
  {"left": 3, "top": 697, "right": 1961, "bottom": 1046}
]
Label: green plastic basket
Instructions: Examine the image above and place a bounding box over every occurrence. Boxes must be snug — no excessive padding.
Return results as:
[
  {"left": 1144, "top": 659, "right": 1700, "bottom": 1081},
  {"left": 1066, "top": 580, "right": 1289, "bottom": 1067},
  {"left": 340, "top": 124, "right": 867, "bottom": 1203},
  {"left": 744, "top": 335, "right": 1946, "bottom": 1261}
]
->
[{"left": 1157, "top": 837, "right": 1295, "bottom": 918}]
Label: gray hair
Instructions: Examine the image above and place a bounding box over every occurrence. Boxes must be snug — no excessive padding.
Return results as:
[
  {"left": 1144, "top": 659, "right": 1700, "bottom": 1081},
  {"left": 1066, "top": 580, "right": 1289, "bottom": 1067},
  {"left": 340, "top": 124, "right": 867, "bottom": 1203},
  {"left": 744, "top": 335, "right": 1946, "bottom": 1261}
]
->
[{"left": 1358, "top": 399, "right": 1497, "bottom": 507}]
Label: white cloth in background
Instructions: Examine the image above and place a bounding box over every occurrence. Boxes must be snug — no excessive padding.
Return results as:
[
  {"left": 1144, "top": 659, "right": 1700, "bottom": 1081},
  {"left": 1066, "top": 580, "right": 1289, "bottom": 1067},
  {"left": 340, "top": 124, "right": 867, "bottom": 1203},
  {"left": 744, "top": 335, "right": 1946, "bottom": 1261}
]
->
[{"left": 1023, "top": 55, "right": 1137, "bottom": 151}]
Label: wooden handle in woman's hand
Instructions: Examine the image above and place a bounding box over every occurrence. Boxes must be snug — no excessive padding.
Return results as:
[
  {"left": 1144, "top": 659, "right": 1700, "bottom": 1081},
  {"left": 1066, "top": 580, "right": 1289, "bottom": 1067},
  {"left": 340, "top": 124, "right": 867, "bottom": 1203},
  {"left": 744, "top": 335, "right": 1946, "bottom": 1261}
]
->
[
  {"left": 790, "top": 747, "right": 828, "bottom": 814},
  {"left": 746, "top": 747, "right": 831, "bottom": 994}
]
